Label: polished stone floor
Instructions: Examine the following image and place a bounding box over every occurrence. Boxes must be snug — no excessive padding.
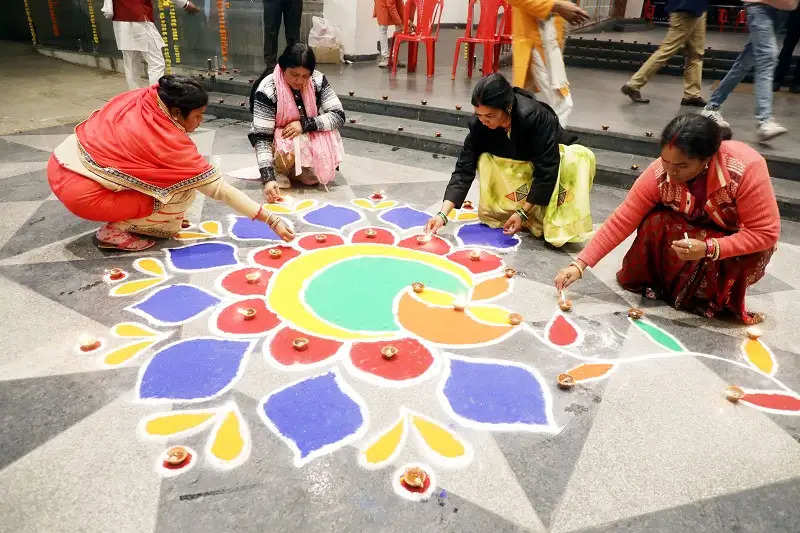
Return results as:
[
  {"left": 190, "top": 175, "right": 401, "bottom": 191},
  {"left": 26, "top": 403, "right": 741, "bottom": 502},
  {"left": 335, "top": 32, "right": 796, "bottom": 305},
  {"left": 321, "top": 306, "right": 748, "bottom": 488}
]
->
[{"left": 1, "top": 118, "right": 800, "bottom": 533}]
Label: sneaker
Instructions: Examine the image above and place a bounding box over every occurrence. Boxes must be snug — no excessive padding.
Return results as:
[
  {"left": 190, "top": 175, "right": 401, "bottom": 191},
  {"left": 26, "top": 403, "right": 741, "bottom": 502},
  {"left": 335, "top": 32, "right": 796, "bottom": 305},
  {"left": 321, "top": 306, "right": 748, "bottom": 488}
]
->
[
  {"left": 378, "top": 57, "right": 389, "bottom": 68},
  {"left": 621, "top": 84, "right": 650, "bottom": 103},
  {"left": 700, "top": 108, "right": 730, "bottom": 129},
  {"left": 757, "top": 119, "right": 788, "bottom": 143}
]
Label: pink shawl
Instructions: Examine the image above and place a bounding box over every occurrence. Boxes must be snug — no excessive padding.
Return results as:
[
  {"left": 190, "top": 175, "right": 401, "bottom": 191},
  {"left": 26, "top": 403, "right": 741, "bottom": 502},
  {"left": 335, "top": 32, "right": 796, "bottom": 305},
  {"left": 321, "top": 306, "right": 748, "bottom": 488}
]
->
[{"left": 273, "top": 65, "right": 343, "bottom": 185}]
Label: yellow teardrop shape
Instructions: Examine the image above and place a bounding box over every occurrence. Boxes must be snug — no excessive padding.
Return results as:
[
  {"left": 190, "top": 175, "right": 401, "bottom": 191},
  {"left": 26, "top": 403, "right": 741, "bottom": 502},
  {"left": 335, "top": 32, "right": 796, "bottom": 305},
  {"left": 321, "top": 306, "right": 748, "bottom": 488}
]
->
[
  {"left": 364, "top": 419, "right": 405, "bottom": 465},
  {"left": 293, "top": 199, "right": 316, "bottom": 212},
  {"left": 373, "top": 200, "right": 398, "bottom": 210},
  {"left": 134, "top": 258, "right": 165, "bottom": 277},
  {"left": 110, "top": 277, "right": 164, "bottom": 297},
  {"left": 469, "top": 304, "right": 514, "bottom": 326},
  {"left": 743, "top": 339, "right": 774, "bottom": 375},
  {"left": 104, "top": 340, "right": 155, "bottom": 366},
  {"left": 352, "top": 198, "right": 373, "bottom": 209},
  {"left": 457, "top": 212, "right": 479, "bottom": 221},
  {"left": 415, "top": 287, "right": 456, "bottom": 307},
  {"left": 175, "top": 231, "right": 213, "bottom": 240},
  {"left": 145, "top": 412, "right": 216, "bottom": 436},
  {"left": 412, "top": 415, "right": 465, "bottom": 458},
  {"left": 112, "top": 322, "right": 158, "bottom": 338},
  {"left": 211, "top": 410, "right": 245, "bottom": 462},
  {"left": 199, "top": 220, "right": 221, "bottom": 235},
  {"left": 265, "top": 204, "right": 292, "bottom": 214}
]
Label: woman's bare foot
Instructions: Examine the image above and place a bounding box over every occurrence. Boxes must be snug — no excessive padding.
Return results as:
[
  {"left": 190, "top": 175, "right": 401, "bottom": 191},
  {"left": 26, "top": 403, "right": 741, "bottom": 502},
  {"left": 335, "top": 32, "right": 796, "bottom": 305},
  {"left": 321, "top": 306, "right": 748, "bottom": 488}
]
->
[{"left": 96, "top": 223, "right": 155, "bottom": 251}]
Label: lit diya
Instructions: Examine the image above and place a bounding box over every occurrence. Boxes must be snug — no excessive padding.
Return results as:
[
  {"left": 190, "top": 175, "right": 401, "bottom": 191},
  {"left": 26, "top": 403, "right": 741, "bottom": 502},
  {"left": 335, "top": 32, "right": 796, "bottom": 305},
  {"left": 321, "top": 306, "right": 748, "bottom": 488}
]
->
[
  {"left": 365, "top": 228, "right": 377, "bottom": 238},
  {"left": 397, "top": 127, "right": 404, "bottom": 132},
  {"left": 164, "top": 446, "right": 190, "bottom": 467},
  {"left": 106, "top": 267, "right": 125, "bottom": 281},
  {"left": 181, "top": 219, "right": 191, "bottom": 229},
  {"left": 725, "top": 385, "right": 745, "bottom": 403},
  {"left": 645, "top": 131, "right": 654, "bottom": 137},
  {"left": 455, "top": 105, "right": 462, "bottom": 110},
  {"left": 78, "top": 333, "right": 101, "bottom": 352},
  {"left": 469, "top": 249, "right": 481, "bottom": 261},
  {"left": 631, "top": 164, "right": 640, "bottom": 170},
  {"left": 508, "top": 313, "right": 523, "bottom": 326},
  {"left": 292, "top": 337, "right": 310, "bottom": 351},
  {"left": 602, "top": 124, "right": 610, "bottom": 131},
  {"left": 245, "top": 271, "right": 262, "bottom": 284},
  {"left": 238, "top": 307, "right": 257, "bottom": 320},
  {"left": 462, "top": 200, "right": 474, "bottom": 209},
  {"left": 381, "top": 345, "right": 398, "bottom": 360},
  {"left": 453, "top": 297, "right": 467, "bottom": 312},
  {"left": 421, "top": 100, "right": 428, "bottom": 105},
  {"left": 745, "top": 326, "right": 762, "bottom": 340},
  {"left": 504, "top": 267, "right": 516, "bottom": 278},
  {"left": 268, "top": 248, "right": 283, "bottom": 258},
  {"left": 314, "top": 234, "right": 328, "bottom": 243},
  {"left": 558, "top": 291, "right": 572, "bottom": 312},
  {"left": 382, "top": 95, "right": 389, "bottom": 100},
  {"left": 348, "top": 91, "right": 355, "bottom": 96},
  {"left": 349, "top": 118, "right": 357, "bottom": 124},
  {"left": 370, "top": 191, "right": 385, "bottom": 200},
  {"left": 416, "top": 234, "right": 432, "bottom": 245},
  {"left": 401, "top": 466, "right": 428, "bottom": 488},
  {"left": 627, "top": 307, "right": 644, "bottom": 320},
  {"left": 412, "top": 281, "right": 425, "bottom": 293},
  {"left": 435, "top": 132, "right": 442, "bottom": 138},
  {"left": 557, "top": 373, "right": 576, "bottom": 390}
]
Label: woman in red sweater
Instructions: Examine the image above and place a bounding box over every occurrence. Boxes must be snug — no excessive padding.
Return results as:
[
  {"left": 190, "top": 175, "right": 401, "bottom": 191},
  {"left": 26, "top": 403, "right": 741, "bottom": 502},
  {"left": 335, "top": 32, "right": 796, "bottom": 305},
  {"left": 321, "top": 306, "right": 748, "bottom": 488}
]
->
[{"left": 554, "top": 114, "right": 780, "bottom": 324}]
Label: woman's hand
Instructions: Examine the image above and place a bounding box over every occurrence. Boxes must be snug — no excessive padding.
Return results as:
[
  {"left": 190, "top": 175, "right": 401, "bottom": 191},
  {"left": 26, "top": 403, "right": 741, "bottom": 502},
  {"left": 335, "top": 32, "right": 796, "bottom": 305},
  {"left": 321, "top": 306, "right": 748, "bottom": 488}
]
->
[
  {"left": 283, "top": 120, "right": 303, "bottom": 140},
  {"left": 273, "top": 218, "right": 295, "bottom": 242},
  {"left": 671, "top": 238, "right": 706, "bottom": 262},
  {"left": 503, "top": 212, "right": 523, "bottom": 235},
  {"left": 554, "top": 262, "right": 584, "bottom": 291},
  {"left": 552, "top": 0, "right": 590, "bottom": 25},
  {"left": 425, "top": 215, "right": 445, "bottom": 235},
  {"left": 263, "top": 180, "right": 281, "bottom": 203}
]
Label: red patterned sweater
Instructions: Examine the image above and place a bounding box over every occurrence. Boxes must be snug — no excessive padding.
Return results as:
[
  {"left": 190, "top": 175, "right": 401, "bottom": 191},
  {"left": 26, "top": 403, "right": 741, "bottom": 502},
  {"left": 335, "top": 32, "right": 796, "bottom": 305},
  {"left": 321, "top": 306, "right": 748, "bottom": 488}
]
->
[{"left": 578, "top": 140, "right": 780, "bottom": 267}]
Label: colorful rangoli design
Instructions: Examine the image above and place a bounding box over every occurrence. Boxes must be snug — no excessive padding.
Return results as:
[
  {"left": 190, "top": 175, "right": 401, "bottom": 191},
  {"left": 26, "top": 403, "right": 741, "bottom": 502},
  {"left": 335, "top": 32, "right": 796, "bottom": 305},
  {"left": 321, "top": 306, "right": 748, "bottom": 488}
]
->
[{"left": 90, "top": 197, "right": 800, "bottom": 501}]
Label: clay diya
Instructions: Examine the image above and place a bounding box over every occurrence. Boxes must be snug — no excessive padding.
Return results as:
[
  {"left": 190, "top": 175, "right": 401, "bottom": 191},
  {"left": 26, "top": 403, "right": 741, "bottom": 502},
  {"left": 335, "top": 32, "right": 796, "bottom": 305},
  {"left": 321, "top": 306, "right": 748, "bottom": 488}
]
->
[
  {"left": 725, "top": 385, "right": 745, "bottom": 403},
  {"left": 240, "top": 102, "right": 245, "bottom": 107},
  {"left": 602, "top": 124, "right": 609, "bottom": 131},
  {"left": 508, "top": 313, "right": 523, "bottom": 326},
  {"left": 412, "top": 281, "right": 425, "bottom": 293},
  {"left": 370, "top": 191, "right": 384, "bottom": 200},
  {"left": 455, "top": 105, "right": 462, "bottom": 110},
  {"left": 627, "top": 307, "right": 644, "bottom": 320},
  {"left": 245, "top": 271, "right": 262, "bottom": 284},
  {"left": 397, "top": 126, "right": 404, "bottom": 132},
  {"left": 349, "top": 118, "right": 357, "bottom": 124},
  {"left": 365, "top": 228, "right": 377, "bottom": 238},
  {"left": 78, "top": 333, "right": 101, "bottom": 352},
  {"left": 382, "top": 95, "right": 389, "bottom": 100},
  {"left": 348, "top": 91, "right": 355, "bottom": 96},
  {"left": 462, "top": 200, "right": 474, "bottom": 209},
  {"left": 421, "top": 100, "right": 428, "bottom": 105},
  {"left": 165, "top": 446, "right": 189, "bottom": 466},
  {"left": 292, "top": 337, "right": 310, "bottom": 351},
  {"left": 238, "top": 307, "right": 257, "bottom": 320},
  {"left": 435, "top": 132, "right": 442, "bottom": 138},
  {"left": 315, "top": 234, "right": 328, "bottom": 243},
  {"left": 504, "top": 267, "right": 516, "bottom": 278},
  {"left": 268, "top": 248, "right": 283, "bottom": 259},
  {"left": 469, "top": 249, "right": 481, "bottom": 261},
  {"left": 218, "top": 98, "right": 224, "bottom": 104},
  {"left": 107, "top": 267, "right": 125, "bottom": 281},
  {"left": 453, "top": 297, "right": 467, "bottom": 312},
  {"left": 416, "top": 234, "right": 432, "bottom": 245},
  {"left": 181, "top": 219, "right": 191, "bottom": 229},
  {"left": 559, "top": 299, "right": 573, "bottom": 312},
  {"left": 631, "top": 164, "right": 640, "bottom": 170},
  {"left": 381, "top": 345, "right": 398, "bottom": 360},
  {"left": 557, "top": 373, "right": 576, "bottom": 390},
  {"left": 402, "top": 467, "right": 428, "bottom": 488},
  {"left": 745, "top": 326, "right": 762, "bottom": 340},
  {"left": 645, "top": 131, "right": 654, "bottom": 137}
]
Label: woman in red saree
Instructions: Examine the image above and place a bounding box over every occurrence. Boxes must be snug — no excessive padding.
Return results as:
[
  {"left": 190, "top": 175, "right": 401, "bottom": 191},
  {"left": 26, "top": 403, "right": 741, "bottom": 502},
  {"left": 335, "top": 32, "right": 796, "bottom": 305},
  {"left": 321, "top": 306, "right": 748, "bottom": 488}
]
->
[
  {"left": 48, "top": 76, "right": 294, "bottom": 251},
  {"left": 554, "top": 114, "right": 780, "bottom": 324}
]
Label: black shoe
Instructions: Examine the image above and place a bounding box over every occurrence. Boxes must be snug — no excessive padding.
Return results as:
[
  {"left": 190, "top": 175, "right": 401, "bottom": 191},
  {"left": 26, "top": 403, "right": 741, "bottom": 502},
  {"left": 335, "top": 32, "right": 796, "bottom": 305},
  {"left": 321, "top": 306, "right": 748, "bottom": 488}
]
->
[
  {"left": 621, "top": 84, "right": 650, "bottom": 103},
  {"left": 680, "top": 95, "right": 707, "bottom": 107}
]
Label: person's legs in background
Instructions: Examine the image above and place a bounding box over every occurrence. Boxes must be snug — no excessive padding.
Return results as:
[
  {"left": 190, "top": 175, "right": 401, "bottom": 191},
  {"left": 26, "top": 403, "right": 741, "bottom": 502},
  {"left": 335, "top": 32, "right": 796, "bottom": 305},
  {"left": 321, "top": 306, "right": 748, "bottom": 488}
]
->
[
  {"left": 262, "top": 0, "right": 283, "bottom": 70},
  {"left": 143, "top": 39, "right": 166, "bottom": 86},
  {"left": 121, "top": 50, "right": 144, "bottom": 90},
  {"left": 748, "top": 4, "right": 785, "bottom": 141},
  {"left": 377, "top": 25, "right": 389, "bottom": 67},
  {"left": 774, "top": 7, "right": 800, "bottom": 91},
  {"left": 681, "top": 12, "right": 707, "bottom": 106},
  {"left": 282, "top": 0, "right": 303, "bottom": 49}
]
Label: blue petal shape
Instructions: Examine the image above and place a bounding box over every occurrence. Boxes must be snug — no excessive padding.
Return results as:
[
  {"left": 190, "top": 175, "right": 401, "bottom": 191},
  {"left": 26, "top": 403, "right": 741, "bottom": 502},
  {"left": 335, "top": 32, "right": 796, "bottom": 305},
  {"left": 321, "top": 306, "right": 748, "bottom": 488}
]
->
[
  {"left": 442, "top": 358, "right": 552, "bottom": 429},
  {"left": 260, "top": 372, "right": 366, "bottom": 466},
  {"left": 138, "top": 337, "right": 251, "bottom": 401},
  {"left": 456, "top": 223, "right": 520, "bottom": 250},
  {"left": 130, "top": 284, "right": 220, "bottom": 325},
  {"left": 379, "top": 206, "right": 431, "bottom": 230},
  {"left": 167, "top": 242, "right": 238, "bottom": 271},
  {"left": 303, "top": 204, "right": 361, "bottom": 230},
  {"left": 230, "top": 216, "right": 281, "bottom": 240}
]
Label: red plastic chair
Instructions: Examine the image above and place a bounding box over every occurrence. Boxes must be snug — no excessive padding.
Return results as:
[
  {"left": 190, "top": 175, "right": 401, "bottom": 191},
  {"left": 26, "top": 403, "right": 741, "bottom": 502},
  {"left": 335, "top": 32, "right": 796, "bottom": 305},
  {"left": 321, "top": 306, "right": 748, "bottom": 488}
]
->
[
  {"left": 391, "top": 0, "right": 444, "bottom": 77},
  {"left": 718, "top": 7, "right": 729, "bottom": 32},
  {"left": 643, "top": 0, "right": 655, "bottom": 22},
  {"left": 451, "top": 0, "right": 511, "bottom": 79},
  {"left": 735, "top": 8, "right": 747, "bottom": 32}
]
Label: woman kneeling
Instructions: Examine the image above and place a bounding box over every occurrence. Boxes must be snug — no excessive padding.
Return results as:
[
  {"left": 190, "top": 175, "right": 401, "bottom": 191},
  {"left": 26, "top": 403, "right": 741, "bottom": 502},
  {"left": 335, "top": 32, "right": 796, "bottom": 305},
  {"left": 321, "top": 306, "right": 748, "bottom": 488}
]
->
[
  {"left": 48, "top": 75, "right": 294, "bottom": 251},
  {"left": 555, "top": 114, "right": 779, "bottom": 324},
  {"left": 425, "top": 73, "right": 595, "bottom": 247}
]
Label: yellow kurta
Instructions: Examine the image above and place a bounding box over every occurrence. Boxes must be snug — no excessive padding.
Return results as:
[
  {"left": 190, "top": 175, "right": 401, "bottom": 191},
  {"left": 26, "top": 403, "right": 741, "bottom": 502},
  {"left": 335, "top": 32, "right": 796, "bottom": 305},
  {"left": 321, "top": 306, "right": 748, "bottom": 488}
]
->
[{"left": 508, "top": 0, "right": 567, "bottom": 93}]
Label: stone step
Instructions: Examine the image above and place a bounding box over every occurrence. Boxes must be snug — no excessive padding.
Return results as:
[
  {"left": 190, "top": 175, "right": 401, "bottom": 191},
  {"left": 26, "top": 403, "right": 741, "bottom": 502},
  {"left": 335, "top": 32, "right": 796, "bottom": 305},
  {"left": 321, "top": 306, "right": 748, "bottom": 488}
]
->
[{"left": 204, "top": 90, "right": 800, "bottom": 221}]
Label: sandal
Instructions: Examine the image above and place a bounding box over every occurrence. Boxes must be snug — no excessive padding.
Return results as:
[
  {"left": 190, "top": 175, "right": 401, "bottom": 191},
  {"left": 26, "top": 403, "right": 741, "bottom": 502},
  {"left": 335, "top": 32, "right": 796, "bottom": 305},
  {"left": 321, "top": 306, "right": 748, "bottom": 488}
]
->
[{"left": 96, "top": 223, "right": 156, "bottom": 251}]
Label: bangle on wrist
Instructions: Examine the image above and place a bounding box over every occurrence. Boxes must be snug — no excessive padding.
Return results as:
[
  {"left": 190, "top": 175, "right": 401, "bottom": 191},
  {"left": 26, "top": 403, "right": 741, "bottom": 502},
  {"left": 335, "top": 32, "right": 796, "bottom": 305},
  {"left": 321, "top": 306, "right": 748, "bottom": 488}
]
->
[
  {"left": 515, "top": 208, "right": 529, "bottom": 222},
  {"left": 711, "top": 238, "right": 721, "bottom": 261},
  {"left": 252, "top": 204, "right": 264, "bottom": 221},
  {"left": 569, "top": 260, "right": 584, "bottom": 278},
  {"left": 437, "top": 211, "right": 449, "bottom": 226}
]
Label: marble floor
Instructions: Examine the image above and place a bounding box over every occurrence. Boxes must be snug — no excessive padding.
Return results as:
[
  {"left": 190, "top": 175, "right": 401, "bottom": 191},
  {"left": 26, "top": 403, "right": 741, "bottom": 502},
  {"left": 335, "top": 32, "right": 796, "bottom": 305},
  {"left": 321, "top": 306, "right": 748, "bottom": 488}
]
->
[{"left": 1, "top": 119, "right": 800, "bottom": 533}]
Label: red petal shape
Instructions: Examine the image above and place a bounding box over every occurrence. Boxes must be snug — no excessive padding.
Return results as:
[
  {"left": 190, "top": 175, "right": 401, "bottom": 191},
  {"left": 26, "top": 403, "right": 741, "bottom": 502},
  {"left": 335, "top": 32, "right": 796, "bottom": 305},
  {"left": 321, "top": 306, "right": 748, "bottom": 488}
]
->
[
  {"left": 351, "top": 227, "right": 395, "bottom": 245},
  {"left": 397, "top": 235, "right": 451, "bottom": 255},
  {"left": 741, "top": 393, "right": 800, "bottom": 412},
  {"left": 216, "top": 298, "right": 280, "bottom": 335},
  {"left": 548, "top": 314, "right": 578, "bottom": 346},
  {"left": 350, "top": 338, "right": 433, "bottom": 382},
  {"left": 269, "top": 326, "right": 343, "bottom": 366},
  {"left": 298, "top": 233, "right": 345, "bottom": 250},
  {"left": 220, "top": 267, "right": 273, "bottom": 296},
  {"left": 252, "top": 245, "right": 300, "bottom": 269},
  {"left": 447, "top": 250, "right": 502, "bottom": 274}
]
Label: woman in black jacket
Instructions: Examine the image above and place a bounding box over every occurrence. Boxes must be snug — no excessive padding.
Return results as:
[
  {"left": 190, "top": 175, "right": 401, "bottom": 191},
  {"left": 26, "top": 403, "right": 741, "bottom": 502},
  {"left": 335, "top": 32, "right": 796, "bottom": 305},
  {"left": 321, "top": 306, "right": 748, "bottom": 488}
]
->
[{"left": 425, "top": 74, "right": 595, "bottom": 247}]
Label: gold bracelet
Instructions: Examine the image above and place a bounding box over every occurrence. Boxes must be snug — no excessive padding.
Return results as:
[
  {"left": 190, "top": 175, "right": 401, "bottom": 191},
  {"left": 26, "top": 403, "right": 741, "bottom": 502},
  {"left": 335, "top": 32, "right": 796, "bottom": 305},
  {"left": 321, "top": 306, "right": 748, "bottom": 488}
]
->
[
  {"left": 711, "top": 238, "right": 721, "bottom": 261},
  {"left": 569, "top": 260, "right": 584, "bottom": 278}
]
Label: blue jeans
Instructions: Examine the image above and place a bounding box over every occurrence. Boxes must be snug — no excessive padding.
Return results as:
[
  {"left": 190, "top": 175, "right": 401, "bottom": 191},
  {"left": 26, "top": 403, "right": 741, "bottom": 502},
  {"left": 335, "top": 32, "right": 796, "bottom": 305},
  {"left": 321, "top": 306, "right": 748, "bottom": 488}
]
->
[{"left": 708, "top": 4, "right": 785, "bottom": 123}]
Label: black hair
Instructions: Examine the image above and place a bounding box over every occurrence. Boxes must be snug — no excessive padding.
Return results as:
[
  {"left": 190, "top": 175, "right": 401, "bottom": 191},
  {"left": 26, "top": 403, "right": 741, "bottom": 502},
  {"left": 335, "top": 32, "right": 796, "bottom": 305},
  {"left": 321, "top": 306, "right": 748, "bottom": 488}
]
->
[
  {"left": 471, "top": 73, "right": 514, "bottom": 111},
  {"left": 157, "top": 75, "right": 208, "bottom": 118},
  {"left": 660, "top": 113, "right": 723, "bottom": 159},
  {"left": 278, "top": 42, "right": 316, "bottom": 72}
]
